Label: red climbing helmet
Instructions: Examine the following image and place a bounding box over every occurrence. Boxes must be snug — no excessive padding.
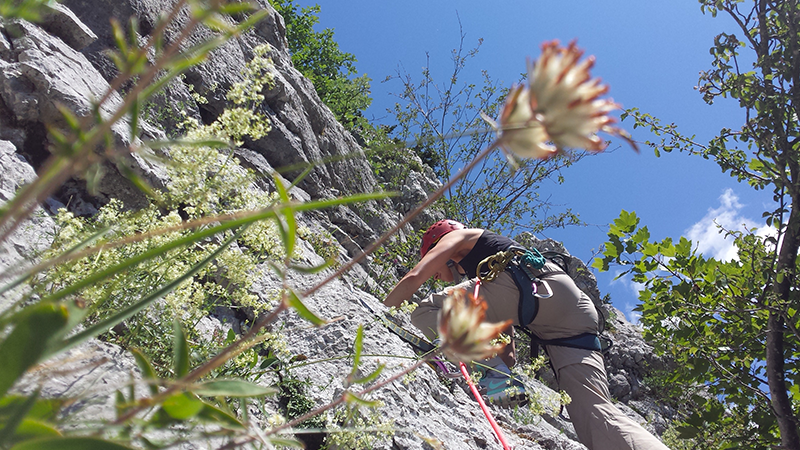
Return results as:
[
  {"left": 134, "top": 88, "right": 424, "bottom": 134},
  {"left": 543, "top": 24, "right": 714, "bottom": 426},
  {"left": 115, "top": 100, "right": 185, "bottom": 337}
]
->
[{"left": 420, "top": 219, "right": 466, "bottom": 258}]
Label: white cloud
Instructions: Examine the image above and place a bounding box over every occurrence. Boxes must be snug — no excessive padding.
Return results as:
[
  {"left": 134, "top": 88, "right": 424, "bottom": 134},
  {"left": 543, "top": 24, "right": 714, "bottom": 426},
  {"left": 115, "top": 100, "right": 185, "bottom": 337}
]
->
[{"left": 685, "top": 188, "right": 774, "bottom": 261}]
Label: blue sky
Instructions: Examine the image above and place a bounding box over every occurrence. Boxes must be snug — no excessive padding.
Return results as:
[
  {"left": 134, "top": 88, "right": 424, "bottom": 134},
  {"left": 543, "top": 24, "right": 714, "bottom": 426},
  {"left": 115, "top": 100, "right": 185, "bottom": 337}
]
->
[{"left": 292, "top": 1, "right": 773, "bottom": 321}]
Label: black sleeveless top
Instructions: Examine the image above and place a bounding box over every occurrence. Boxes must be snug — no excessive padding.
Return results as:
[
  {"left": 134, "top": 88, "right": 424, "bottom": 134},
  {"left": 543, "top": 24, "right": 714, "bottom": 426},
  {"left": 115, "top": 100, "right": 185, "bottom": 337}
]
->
[{"left": 458, "top": 230, "right": 519, "bottom": 279}]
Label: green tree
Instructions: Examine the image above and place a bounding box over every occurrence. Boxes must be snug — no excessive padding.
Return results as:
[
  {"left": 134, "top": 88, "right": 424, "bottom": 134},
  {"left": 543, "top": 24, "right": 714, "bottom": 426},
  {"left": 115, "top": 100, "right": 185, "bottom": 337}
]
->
[
  {"left": 386, "top": 26, "right": 584, "bottom": 235},
  {"left": 270, "top": 0, "right": 372, "bottom": 130},
  {"left": 594, "top": 1, "right": 800, "bottom": 448}
]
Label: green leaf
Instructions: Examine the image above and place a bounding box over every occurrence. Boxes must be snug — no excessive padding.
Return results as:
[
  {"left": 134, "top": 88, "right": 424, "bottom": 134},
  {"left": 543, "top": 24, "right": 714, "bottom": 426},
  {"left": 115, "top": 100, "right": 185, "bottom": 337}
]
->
[
  {"left": 110, "top": 18, "right": 128, "bottom": 58},
  {"left": 287, "top": 261, "right": 331, "bottom": 274},
  {"left": 54, "top": 104, "right": 82, "bottom": 134},
  {"left": 12, "top": 418, "right": 61, "bottom": 440},
  {"left": 217, "top": 2, "right": 256, "bottom": 15},
  {"left": 202, "top": 13, "right": 235, "bottom": 33},
  {"left": 614, "top": 210, "right": 639, "bottom": 233},
  {"left": 632, "top": 226, "right": 650, "bottom": 244},
  {"left": 173, "top": 321, "right": 190, "bottom": 378},
  {"left": 351, "top": 325, "right": 364, "bottom": 373},
  {"left": 789, "top": 382, "right": 800, "bottom": 401},
  {"left": 0, "top": 303, "right": 69, "bottom": 396},
  {"left": 234, "top": 8, "right": 270, "bottom": 33},
  {"left": 265, "top": 437, "right": 304, "bottom": 448},
  {"left": 0, "top": 396, "right": 61, "bottom": 423},
  {"left": 590, "top": 257, "right": 608, "bottom": 272},
  {"left": 272, "top": 173, "right": 297, "bottom": 257},
  {"left": 351, "top": 364, "right": 385, "bottom": 386},
  {"left": 130, "top": 348, "right": 159, "bottom": 395},
  {"left": 0, "top": 391, "right": 40, "bottom": 446},
  {"left": 130, "top": 96, "right": 140, "bottom": 142},
  {"left": 343, "top": 391, "right": 381, "bottom": 408},
  {"left": 161, "top": 393, "right": 204, "bottom": 420},
  {"left": 196, "top": 401, "right": 245, "bottom": 429},
  {"left": 675, "top": 425, "right": 701, "bottom": 439},
  {"left": 285, "top": 289, "right": 326, "bottom": 326},
  {"left": 10, "top": 436, "right": 134, "bottom": 450},
  {"left": 192, "top": 379, "right": 277, "bottom": 398},
  {"left": 346, "top": 326, "right": 366, "bottom": 386},
  {"left": 145, "top": 137, "right": 231, "bottom": 150},
  {"left": 259, "top": 355, "right": 279, "bottom": 371},
  {"left": 114, "top": 163, "right": 158, "bottom": 202}
]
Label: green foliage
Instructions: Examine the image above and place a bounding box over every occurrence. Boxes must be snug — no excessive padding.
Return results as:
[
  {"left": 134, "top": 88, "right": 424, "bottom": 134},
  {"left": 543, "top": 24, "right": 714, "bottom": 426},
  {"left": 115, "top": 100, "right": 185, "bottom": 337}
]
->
[
  {"left": 364, "top": 141, "right": 425, "bottom": 187},
  {"left": 601, "top": 2, "right": 800, "bottom": 447},
  {"left": 297, "top": 225, "right": 341, "bottom": 269},
  {"left": 33, "top": 43, "right": 281, "bottom": 371},
  {"left": 270, "top": 0, "right": 372, "bottom": 130},
  {"left": 278, "top": 377, "right": 325, "bottom": 431},
  {"left": 326, "top": 404, "right": 394, "bottom": 450},
  {"left": 0, "top": 0, "right": 54, "bottom": 21},
  {"left": 139, "top": 74, "right": 207, "bottom": 138},
  {"left": 594, "top": 211, "right": 784, "bottom": 447}
]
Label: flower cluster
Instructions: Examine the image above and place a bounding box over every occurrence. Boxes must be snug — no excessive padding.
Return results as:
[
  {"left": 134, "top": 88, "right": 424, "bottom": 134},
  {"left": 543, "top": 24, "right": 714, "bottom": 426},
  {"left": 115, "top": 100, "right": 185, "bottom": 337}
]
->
[
  {"left": 437, "top": 288, "right": 511, "bottom": 363},
  {"left": 482, "top": 40, "right": 637, "bottom": 160}
]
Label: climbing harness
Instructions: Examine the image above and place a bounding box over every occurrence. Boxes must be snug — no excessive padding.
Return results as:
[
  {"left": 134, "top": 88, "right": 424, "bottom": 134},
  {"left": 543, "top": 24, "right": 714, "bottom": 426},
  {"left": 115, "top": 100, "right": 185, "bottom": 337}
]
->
[
  {"left": 476, "top": 246, "right": 611, "bottom": 355},
  {"left": 477, "top": 247, "right": 553, "bottom": 296},
  {"left": 477, "top": 246, "right": 553, "bottom": 325}
]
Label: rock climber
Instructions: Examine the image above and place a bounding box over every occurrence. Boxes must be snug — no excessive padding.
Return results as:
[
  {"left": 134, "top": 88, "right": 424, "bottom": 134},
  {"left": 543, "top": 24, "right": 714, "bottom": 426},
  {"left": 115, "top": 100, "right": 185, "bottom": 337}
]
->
[{"left": 383, "top": 219, "right": 671, "bottom": 450}]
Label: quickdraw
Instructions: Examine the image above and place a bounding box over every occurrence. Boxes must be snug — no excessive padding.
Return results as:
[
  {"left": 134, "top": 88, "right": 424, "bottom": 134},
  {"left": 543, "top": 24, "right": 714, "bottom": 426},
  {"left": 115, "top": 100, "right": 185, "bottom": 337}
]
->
[{"left": 477, "top": 247, "right": 552, "bottom": 299}]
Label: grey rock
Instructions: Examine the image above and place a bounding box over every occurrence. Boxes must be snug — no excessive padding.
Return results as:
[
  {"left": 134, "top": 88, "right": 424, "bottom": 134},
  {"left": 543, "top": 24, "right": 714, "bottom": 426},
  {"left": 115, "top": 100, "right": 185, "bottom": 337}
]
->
[
  {"left": 39, "top": 2, "right": 98, "bottom": 50},
  {"left": 15, "top": 339, "right": 142, "bottom": 424},
  {"left": 0, "top": 140, "right": 55, "bottom": 312},
  {"left": 0, "top": 15, "right": 169, "bottom": 211}
]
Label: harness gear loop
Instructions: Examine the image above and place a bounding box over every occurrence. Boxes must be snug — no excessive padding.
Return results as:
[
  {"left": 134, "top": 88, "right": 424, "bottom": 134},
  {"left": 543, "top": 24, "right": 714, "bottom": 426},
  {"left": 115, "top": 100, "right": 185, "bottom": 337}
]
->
[{"left": 477, "top": 247, "right": 552, "bottom": 299}]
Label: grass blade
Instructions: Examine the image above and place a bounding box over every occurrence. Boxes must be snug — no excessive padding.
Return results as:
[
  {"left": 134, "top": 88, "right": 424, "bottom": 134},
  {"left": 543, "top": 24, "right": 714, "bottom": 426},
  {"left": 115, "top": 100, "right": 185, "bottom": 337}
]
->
[
  {"left": 192, "top": 379, "right": 277, "bottom": 398},
  {"left": 9, "top": 436, "right": 135, "bottom": 450},
  {"left": 0, "top": 303, "right": 69, "bottom": 396},
  {"left": 284, "top": 289, "right": 325, "bottom": 326},
  {"left": 172, "top": 321, "right": 190, "bottom": 378}
]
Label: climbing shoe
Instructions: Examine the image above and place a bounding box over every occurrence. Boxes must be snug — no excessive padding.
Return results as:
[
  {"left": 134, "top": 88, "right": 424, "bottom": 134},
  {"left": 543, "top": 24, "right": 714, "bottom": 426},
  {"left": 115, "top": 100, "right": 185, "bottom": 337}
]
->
[{"left": 476, "top": 362, "right": 528, "bottom": 408}]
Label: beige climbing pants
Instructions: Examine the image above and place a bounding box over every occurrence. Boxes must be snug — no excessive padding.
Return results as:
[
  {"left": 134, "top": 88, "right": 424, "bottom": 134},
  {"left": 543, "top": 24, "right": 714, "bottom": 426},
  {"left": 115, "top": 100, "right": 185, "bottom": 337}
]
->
[
  {"left": 559, "top": 358, "right": 671, "bottom": 450},
  {"left": 410, "top": 267, "right": 670, "bottom": 450}
]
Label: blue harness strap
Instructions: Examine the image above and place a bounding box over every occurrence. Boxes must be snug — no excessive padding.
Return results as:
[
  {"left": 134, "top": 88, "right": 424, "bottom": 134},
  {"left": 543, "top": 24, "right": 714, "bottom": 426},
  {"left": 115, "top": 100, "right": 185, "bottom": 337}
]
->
[
  {"left": 507, "top": 264, "right": 539, "bottom": 326},
  {"left": 506, "top": 257, "right": 604, "bottom": 353},
  {"left": 533, "top": 332, "right": 602, "bottom": 352}
]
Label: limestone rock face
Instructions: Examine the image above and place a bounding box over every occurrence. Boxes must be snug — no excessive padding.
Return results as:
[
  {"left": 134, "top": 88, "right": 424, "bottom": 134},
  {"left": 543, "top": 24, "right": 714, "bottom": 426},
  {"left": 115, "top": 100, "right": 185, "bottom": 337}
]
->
[
  {"left": 0, "top": 10, "right": 168, "bottom": 210},
  {"left": 62, "top": 0, "right": 398, "bottom": 251},
  {"left": 0, "top": 2, "right": 674, "bottom": 449}
]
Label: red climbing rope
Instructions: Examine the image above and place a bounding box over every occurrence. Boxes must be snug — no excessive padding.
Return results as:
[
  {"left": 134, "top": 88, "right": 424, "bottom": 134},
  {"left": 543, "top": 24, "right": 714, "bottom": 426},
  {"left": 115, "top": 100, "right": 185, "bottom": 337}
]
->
[{"left": 458, "top": 280, "right": 512, "bottom": 450}]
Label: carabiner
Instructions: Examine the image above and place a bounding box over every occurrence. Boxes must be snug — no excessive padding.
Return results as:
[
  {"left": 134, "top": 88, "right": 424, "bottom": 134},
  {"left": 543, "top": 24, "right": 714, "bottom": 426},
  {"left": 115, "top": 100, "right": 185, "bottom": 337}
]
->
[{"left": 532, "top": 279, "right": 553, "bottom": 298}]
